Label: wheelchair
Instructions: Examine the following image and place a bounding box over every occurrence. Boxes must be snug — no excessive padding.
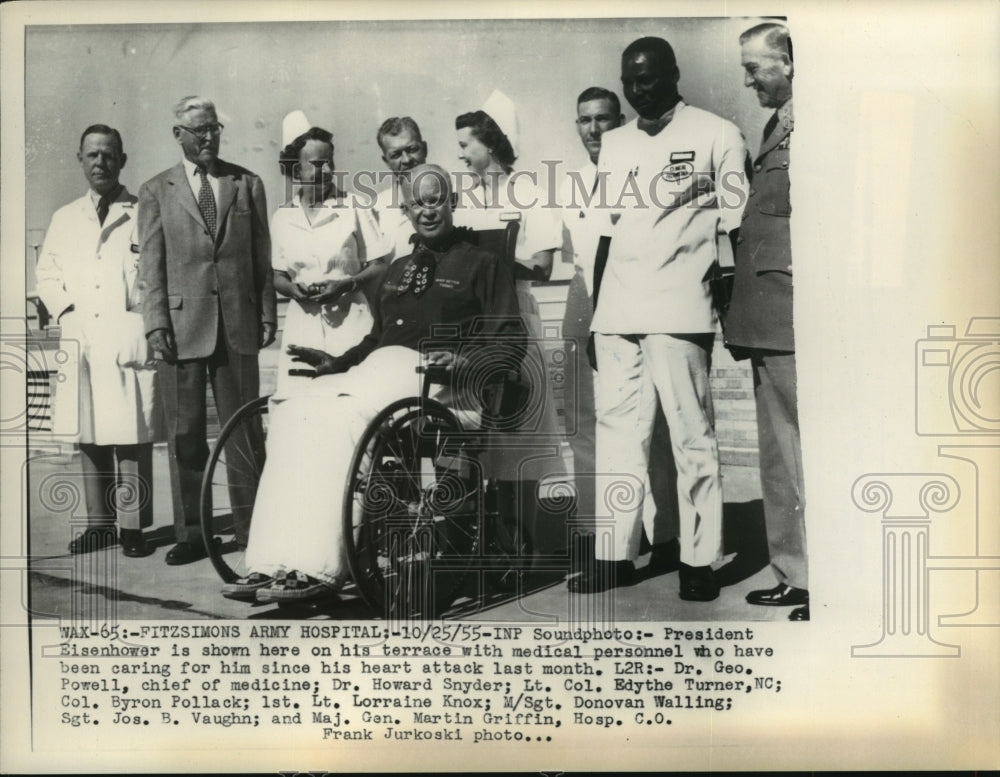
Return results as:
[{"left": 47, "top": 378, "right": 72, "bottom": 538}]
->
[{"left": 198, "top": 224, "right": 535, "bottom": 618}]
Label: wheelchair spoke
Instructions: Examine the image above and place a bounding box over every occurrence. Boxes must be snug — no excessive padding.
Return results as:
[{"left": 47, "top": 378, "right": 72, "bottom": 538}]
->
[
  {"left": 225, "top": 441, "right": 262, "bottom": 479},
  {"left": 344, "top": 399, "right": 488, "bottom": 618},
  {"left": 200, "top": 396, "right": 268, "bottom": 583},
  {"left": 214, "top": 458, "right": 261, "bottom": 486}
]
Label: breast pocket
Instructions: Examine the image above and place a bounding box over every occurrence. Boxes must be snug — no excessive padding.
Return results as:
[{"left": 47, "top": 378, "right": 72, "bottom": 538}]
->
[{"left": 756, "top": 149, "right": 791, "bottom": 217}]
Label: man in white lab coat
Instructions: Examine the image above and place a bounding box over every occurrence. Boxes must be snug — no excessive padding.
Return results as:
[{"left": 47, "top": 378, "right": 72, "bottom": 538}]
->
[{"left": 37, "top": 124, "right": 160, "bottom": 558}]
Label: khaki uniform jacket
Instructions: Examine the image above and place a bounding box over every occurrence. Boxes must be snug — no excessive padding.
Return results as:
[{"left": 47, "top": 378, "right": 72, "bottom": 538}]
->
[{"left": 726, "top": 101, "right": 794, "bottom": 352}]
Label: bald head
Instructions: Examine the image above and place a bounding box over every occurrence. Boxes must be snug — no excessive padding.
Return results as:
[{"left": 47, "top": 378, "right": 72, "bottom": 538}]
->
[{"left": 401, "top": 164, "right": 454, "bottom": 244}]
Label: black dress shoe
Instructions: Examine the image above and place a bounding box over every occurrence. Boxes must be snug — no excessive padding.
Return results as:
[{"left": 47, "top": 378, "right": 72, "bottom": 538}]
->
[
  {"left": 678, "top": 563, "right": 719, "bottom": 602},
  {"left": 68, "top": 527, "right": 117, "bottom": 554},
  {"left": 646, "top": 538, "right": 680, "bottom": 576},
  {"left": 789, "top": 604, "right": 810, "bottom": 621},
  {"left": 120, "top": 529, "right": 154, "bottom": 558},
  {"left": 165, "top": 541, "right": 208, "bottom": 566},
  {"left": 746, "top": 583, "right": 808, "bottom": 607},
  {"left": 567, "top": 560, "right": 634, "bottom": 594}
]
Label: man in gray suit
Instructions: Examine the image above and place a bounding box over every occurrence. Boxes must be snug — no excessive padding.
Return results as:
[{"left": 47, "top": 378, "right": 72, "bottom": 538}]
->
[{"left": 138, "top": 96, "right": 276, "bottom": 565}]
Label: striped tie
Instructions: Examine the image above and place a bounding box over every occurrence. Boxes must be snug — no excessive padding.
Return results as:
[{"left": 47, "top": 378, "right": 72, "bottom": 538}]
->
[{"left": 197, "top": 167, "right": 217, "bottom": 238}]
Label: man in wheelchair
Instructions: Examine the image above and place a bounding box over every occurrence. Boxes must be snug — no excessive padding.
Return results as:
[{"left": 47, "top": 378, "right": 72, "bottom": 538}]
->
[{"left": 221, "top": 164, "right": 523, "bottom": 603}]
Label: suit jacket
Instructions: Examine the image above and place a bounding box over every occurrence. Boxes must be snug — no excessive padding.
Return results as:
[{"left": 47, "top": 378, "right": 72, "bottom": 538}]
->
[
  {"left": 725, "top": 100, "right": 794, "bottom": 352},
  {"left": 137, "top": 159, "right": 276, "bottom": 360}
]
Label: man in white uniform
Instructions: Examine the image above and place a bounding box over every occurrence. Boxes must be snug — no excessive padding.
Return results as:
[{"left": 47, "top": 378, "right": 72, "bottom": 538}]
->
[
  {"left": 581, "top": 37, "right": 747, "bottom": 600},
  {"left": 37, "top": 125, "right": 160, "bottom": 558},
  {"left": 371, "top": 117, "right": 428, "bottom": 261},
  {"left": 561, "top": 87, "right": 680, "bottom": 574}
]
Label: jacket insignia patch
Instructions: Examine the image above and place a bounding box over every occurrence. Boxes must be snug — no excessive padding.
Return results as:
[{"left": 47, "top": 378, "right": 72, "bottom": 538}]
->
[{"left": 663, "top": 151, "right": 696, "bottom": 181}]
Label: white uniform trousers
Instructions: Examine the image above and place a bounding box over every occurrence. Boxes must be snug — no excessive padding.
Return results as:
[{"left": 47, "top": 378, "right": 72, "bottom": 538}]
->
[{"left": 593, "top": 332, "right": 722, "bottom": 566}]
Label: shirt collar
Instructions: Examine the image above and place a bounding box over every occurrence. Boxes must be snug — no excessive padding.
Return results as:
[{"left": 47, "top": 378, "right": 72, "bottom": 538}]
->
[
  {"left": 777, "top": 98, "right": 794, "bottom": 132},
  {"left": 292, "top": 189, "right": 342, "bottom": 209},
  {"left": 636, "top": 99, "right": 685, "bottom": 136},
  {"left": 290, "top": 189, "right": 346, "bottom": 230},
  {"left": 88, "top": 184, "right": 124, "bottom": 209},
  {"left": 409, "top": 226, "right": 470, "bottom": 256},
  {"left": 182, "top": 156, "right": 216, "bottom": 179}
]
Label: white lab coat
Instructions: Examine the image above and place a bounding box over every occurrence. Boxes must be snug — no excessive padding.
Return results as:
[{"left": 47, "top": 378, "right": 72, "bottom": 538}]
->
[{"left": 36, "top": 187, "right": 160, "bottom": 444}]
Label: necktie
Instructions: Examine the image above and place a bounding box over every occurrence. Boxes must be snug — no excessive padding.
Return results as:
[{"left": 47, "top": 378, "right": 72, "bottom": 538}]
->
[
  {"left": 762, "top": 112, "right": 780, "bottom": 143},
  {"left": 96, "top": 194, "right": 111, "bottom": 226},
  {"left": 197, "top": 167, "right": 217, "bottom": 238}
]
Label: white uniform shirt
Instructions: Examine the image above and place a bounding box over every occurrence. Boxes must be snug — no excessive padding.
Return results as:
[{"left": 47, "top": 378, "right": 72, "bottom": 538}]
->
[
  {"left": 271, "top": 191, "right": 388, "bottom": 282},
  {"left": 591, "top": 102, "right": 747, "bottom": 335},
  {"left": 453, "top": 172, "right": 562, "bottom": 263},
  {"left": 559, "top": 160, "right": 613, "bottom": 296},
  {"left": 372, "top": 182, "right": 415, "bottom": 263}
]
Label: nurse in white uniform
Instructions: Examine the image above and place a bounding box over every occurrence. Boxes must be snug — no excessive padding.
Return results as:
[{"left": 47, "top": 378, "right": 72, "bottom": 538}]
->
[
  {"left": 270, "top": 111, "right": 389, "bottom": 398},
  {"left": 453, "top": 90, "right": 566, "bottom": 550}
]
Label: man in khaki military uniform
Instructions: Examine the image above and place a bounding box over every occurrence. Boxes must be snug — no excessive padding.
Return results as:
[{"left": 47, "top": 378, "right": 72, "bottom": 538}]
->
[{"left": 725, "top": 22, "right": 809, "bottom": 621}]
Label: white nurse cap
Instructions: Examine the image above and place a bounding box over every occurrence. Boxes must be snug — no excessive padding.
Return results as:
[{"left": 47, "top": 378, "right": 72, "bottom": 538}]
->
[
  {"left": 481, "top": 89, "right": 519, "bottom": 158},
  {"left": 281, "top": 109, "right": 312, "bottom": 147}
]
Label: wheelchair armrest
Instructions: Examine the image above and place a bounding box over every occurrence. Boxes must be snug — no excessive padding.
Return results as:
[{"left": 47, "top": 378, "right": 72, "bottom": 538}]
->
[
  {"left": 417, "top": 364, "right": 453, "bottom": 399},
  {"left": 416, "top": 363, "right": 522, "bottom": 415}
]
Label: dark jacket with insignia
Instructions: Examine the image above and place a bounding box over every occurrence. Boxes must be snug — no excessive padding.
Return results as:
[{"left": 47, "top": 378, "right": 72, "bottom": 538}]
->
[{"left": 725, "top": 100, "right": 794, "bottom": 352}]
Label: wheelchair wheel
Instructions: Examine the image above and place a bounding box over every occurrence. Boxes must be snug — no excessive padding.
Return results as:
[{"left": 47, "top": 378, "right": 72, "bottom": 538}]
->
[
  {"left": 199, "top": 395, "right": 269, "bottom": 583},
  {"left": 482, "top": 480, "right": 530, "bottom": 594},
  {"left": 343, "top": 397, "right": 484, "bottom": 618}
]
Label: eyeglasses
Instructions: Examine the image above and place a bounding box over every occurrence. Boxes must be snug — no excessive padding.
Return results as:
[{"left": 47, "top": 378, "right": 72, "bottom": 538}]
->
[
  {"left": 175, "top": 122, "right": 224, "bottom": 139},
  {"left": 404, "top": 198, "right": 449, "bottom": 214}
]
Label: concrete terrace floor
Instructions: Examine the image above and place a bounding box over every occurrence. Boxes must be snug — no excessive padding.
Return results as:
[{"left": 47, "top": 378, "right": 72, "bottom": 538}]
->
[{"left": 22, "top": 444, "right": 795, "bottom": 625}]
